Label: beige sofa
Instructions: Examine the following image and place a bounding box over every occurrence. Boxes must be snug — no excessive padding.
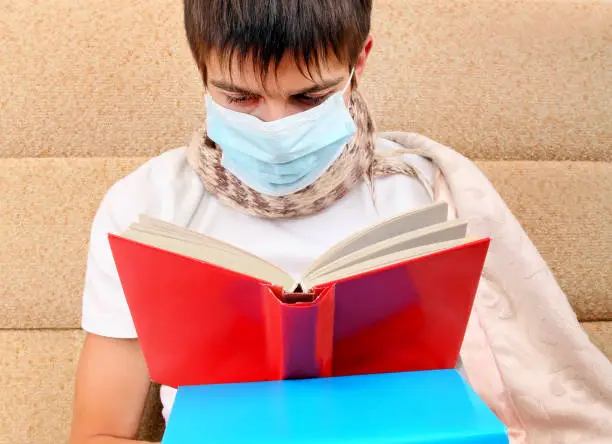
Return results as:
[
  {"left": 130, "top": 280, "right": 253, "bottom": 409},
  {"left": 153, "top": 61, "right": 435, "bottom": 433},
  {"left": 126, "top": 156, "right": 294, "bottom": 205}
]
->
[{"left": 1, "top": 1, "right": 610, "bottom": 443}]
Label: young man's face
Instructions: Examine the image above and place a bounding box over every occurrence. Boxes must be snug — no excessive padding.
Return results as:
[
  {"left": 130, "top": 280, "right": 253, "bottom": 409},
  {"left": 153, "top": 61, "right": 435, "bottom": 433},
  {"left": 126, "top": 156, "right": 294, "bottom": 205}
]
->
[{"left": 205, "top": 36, "right": 373, "bottom": 122}]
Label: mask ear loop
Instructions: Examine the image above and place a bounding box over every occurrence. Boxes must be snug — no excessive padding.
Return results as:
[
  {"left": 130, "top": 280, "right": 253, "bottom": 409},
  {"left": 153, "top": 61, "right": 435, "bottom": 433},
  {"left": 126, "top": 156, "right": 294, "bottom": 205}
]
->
[{"left": 342, "top": 68, "right": 356, "bottom": 93}]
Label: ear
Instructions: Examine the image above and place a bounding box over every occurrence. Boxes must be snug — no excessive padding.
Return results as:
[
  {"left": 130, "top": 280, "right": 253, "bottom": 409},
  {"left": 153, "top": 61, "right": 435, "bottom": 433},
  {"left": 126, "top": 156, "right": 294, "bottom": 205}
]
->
[{"left": 354, "top": 35, "right": 374, "bottom": 86}]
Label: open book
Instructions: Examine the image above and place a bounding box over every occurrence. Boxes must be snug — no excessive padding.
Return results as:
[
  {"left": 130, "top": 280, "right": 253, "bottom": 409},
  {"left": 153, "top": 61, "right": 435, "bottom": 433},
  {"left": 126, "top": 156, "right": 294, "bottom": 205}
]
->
[
  {"left": 118, "top": 202, "right": 475, "bottom": 294},
  {"left": 108, "top": 202, "right": 490, "bottom": 388}
]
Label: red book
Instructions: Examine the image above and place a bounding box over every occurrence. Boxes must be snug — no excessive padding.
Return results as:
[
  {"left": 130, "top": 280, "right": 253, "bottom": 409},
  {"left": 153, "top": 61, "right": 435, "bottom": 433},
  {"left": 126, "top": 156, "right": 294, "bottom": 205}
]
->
[{"left": 108, "top": 202, "right": 489, "bottom": 388}]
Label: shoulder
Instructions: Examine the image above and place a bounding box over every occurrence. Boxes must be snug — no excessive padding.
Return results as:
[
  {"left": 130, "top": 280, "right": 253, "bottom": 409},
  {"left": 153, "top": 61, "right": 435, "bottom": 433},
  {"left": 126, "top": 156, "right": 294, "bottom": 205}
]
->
[
  {"left": 82, "top": 147, "right": 206, "bottom": 337},
  {"left": 82, "top": 147, "right": 208, "bottom": 337},
  {"left": 95, "top": 147, "right": 205, "bottom": 235}
]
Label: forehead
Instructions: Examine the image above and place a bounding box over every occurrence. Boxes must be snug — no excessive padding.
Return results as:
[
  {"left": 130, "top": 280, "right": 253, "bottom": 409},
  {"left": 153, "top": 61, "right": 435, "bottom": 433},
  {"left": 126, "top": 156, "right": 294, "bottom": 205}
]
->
[{"left": 205, "top": 50, "right": 348, "bottom": 90}]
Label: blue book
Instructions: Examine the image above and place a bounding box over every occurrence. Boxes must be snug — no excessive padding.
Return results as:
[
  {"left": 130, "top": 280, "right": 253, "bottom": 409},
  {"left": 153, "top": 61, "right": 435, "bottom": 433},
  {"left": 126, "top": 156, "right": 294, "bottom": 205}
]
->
[{"left": 162, "top": 370, "right": 508, "bottom": 444}]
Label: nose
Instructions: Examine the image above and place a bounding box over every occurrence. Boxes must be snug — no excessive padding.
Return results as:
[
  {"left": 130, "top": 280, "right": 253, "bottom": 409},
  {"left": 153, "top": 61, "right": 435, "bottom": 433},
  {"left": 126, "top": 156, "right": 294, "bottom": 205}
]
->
[{"left": 256, "top": 101, "right": 300, "bottom": 122}]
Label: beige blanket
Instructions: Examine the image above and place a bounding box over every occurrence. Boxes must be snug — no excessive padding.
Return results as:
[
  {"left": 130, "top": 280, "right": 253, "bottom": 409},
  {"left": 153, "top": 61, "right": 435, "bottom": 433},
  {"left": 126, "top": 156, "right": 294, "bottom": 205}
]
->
[{"left": 382, "top": 132, "right": 612, "bottom": 443}]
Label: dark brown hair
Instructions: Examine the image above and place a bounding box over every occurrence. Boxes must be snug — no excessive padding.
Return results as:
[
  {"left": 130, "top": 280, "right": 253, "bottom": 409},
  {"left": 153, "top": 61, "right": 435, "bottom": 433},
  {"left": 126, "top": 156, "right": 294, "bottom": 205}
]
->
[{"left": 184, "top": 0, "right": 372, "bottom": 83}]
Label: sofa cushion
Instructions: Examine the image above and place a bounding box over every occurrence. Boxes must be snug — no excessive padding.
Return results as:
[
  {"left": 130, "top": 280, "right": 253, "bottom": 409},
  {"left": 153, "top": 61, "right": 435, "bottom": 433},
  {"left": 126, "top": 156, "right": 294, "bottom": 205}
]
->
[
  {"left": 0, "top": 330, "right": 83, "bottom": 444},
  {"left": 0, "top": 329, "right": 166, "bottom": 444},
  {"left": 0, "top": 157, "right": 145, "bottom": 329},
  {"left": 582, "top": 322, "right": 612, "bottom": 361},
  {"left": 477, "top": 160, "right": 612, "bottom": 322},
  {"left": 364, "top": 0, "right": 612, "bottom": 161},
  {"left": 1, "top": 0, "right": 610, "bottom": 160}
]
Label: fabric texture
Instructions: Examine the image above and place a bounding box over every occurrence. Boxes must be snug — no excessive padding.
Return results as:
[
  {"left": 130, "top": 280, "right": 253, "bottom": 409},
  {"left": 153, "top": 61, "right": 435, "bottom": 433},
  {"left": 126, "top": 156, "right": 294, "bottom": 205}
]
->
[
  {"left": 382, "top": 132, "right": 612, "bottom": 443},
  {"left": 0, "top": 330, "right": 84, "bottom": 444},
  {"left": 474, "top": 160, "right": 612, "bottom": 322}
]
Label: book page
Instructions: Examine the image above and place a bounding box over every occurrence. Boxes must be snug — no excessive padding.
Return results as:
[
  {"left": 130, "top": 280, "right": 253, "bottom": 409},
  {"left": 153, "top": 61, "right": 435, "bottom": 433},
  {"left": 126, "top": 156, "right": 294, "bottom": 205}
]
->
[
  {"left": 302, "top": 238, "right": 477, "bottom": 292},
  {"left": 302, "top": 201, "right": 449, "bottom": 277},
  {"left": 122, "top": 222, "right": 295, "bottom": 290},
  {"left": 305, "top": 220, "right": 468, "bottom": 281},
  {"left": 137, "top": 215, "right": 266, "bottom": 262}
]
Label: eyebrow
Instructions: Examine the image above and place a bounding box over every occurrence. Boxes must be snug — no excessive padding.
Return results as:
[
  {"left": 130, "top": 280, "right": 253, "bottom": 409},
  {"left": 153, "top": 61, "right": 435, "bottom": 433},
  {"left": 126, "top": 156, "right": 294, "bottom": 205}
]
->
[{"left": 209, "top": 76, "right": 345, "bottom": 96}]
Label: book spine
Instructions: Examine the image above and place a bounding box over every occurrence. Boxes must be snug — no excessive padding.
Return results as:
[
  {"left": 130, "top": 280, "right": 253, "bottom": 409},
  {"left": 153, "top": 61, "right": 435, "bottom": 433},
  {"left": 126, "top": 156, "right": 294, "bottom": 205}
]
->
[{"left": 262, "top": 285, "right": 335, "bottom": 380}]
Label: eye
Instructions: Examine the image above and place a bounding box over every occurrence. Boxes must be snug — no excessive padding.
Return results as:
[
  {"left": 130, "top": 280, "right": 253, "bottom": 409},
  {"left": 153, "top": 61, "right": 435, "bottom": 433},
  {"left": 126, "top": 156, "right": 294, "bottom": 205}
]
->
[
  {"left": 226, "top": 95, "right": 259, "bottom": 105},
  {"left": 294, "top": 94, "right": 329, "bottom": 106}
]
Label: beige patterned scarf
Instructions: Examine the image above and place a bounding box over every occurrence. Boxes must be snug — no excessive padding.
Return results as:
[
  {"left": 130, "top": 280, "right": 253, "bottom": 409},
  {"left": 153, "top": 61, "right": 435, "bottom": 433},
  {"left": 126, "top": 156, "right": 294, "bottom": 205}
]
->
[{"left": 186, "top": 90, "right": 417, "bottom": 218}]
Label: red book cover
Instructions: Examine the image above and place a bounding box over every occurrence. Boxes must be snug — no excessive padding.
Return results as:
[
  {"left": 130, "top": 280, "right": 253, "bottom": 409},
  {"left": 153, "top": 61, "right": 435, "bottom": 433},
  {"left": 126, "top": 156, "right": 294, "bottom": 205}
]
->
[{"left": 108, "top": 234, "right": 489, "bottom": 388}]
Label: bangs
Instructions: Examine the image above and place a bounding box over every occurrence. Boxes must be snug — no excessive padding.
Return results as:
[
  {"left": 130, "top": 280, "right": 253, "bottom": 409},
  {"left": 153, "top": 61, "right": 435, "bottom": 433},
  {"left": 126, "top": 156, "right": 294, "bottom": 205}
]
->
[{"left": 184, "top": 0, "right": 372, "bottom": 83}]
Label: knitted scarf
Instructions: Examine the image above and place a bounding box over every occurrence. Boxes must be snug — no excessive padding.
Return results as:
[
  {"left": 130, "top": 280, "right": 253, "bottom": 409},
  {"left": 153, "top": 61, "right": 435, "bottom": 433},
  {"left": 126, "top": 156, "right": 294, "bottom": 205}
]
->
[{"left": 186, "top": 90, "right": 418, "bottom": 218}]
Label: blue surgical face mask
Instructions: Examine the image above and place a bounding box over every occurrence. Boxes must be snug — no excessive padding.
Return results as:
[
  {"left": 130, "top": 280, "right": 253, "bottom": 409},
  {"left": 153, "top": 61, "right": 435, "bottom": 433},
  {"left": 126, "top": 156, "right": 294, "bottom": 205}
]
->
[{"left": 205, "top": 71, "right": 356, "bottom": 196}]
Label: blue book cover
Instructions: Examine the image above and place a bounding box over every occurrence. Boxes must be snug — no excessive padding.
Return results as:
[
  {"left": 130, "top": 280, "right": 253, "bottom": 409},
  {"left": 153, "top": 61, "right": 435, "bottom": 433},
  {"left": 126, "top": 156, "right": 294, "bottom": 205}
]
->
[{"left": 162, "top": 370, "right": 508, "bottom": 444}]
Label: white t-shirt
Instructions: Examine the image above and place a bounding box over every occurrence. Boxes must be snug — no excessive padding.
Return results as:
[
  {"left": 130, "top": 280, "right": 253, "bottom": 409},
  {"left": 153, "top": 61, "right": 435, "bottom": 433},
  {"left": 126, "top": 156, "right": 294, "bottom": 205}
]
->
[{"left": 81, "top": 137, "right": 436, "bottom": 421}]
